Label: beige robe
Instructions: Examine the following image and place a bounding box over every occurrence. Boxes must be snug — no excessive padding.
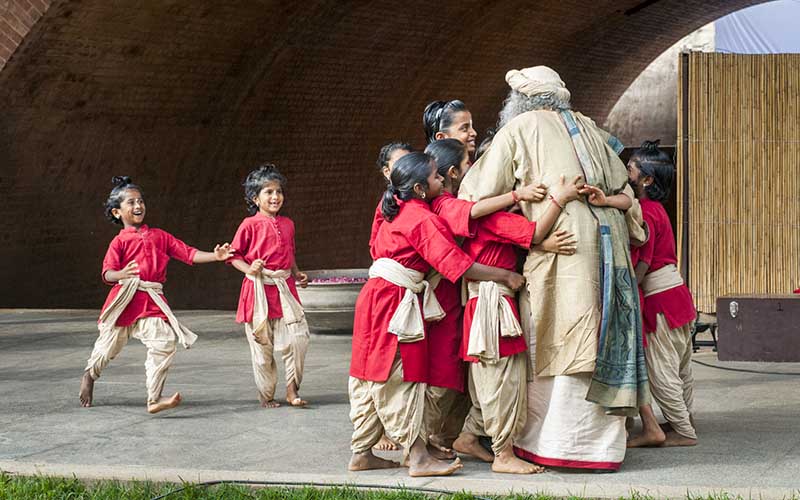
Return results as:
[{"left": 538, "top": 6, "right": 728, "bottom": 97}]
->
[{"left": 459, "top": 109, "right": 635, "bottom": 378}]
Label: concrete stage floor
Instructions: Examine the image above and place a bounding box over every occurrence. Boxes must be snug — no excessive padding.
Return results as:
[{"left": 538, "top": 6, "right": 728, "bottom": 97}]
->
[{"left": 1, "top": 309, "right": 799, "bottom": 499}]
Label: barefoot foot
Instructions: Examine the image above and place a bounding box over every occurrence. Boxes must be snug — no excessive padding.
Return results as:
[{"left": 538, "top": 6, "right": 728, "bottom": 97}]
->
[
  {"left": 660, "top": 431, "right": 697, "bottom": 447},
  {"left": 79, "top": 372, "right": 95, "bottom": 408},
  {"left": 408, "top": 456, "right": 462, "bottom": 477},
  {"left": 286, "top": 382, "right": 307, "bottom": 407},
  {"left": 453, "top": 432, "right": 494, "bottom": 463},
  {"left": 259, "top": 396, "right": 281, "bottom": 408},
  {"left": 373, "top": 434, "right": 400, "bottom": 451},
  {"left": 349, "top": 451, "right": 402, "bottom": 471},
  {"left": 427, "top": 443, "right": 456, "bottom": 460},
  {"left": 147, "top": 393, "right": 182, "bottom": 414},
  {"left": 627, "top": 427, "right": 666, "bottom": 448},
  {"left": 492, "top": 449, "right": 545, "bottom": 474}
]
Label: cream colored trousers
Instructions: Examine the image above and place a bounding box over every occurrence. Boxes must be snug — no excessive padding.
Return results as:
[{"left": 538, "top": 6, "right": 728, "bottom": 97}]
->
[
  {"left": 462, "top": 352, "right": 528, "bottom": 455},
  {"left": 424, "top": 386, "right": 470, "bottom": 447},
  {"left": 645, "top": 314, "right": 697, "bottom": 440},
  {"left": 245, "top": 318, "right": 309, "bottom": 402},
  {"left": 349, "top": 355, "right": 426, "bottom": 460},
  {"left": 85, "top": 317, "right": 176, "bottom": 404}
]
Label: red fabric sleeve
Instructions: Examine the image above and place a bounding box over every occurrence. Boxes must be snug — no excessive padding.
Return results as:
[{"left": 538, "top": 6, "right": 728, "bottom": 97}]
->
[
  {"left": 229, "top": 220, "right": 251, "bottom": 265},
  {"left": 164, "top": 231, "right": 198, "bottom": 265},
  {"left": 637, "top": 212, "right": 657, "bottom": 266},
  {"left": 369, "top": 203, "right": 384, "bottom": 249},
  {"left": 432, "top": 196, "right": 476, "bottom": 238},
  {"left": 101, "top": 237, "right": 123, "bottom": 284},
  {"left": 475, "top": 211, "right": 535, "bottom": 249},
  {"left": 409, "top": 214, "right": 474, "bottom": 282}
]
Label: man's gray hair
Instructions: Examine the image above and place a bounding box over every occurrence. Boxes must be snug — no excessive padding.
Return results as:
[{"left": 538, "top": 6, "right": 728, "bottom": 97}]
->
[{"left": 497, "top": 90, "right": 571, "bottom": 129}]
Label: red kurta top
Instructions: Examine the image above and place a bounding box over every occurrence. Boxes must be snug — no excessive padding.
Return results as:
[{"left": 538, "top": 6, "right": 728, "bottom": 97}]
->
[
  {"left": 100, "top": 225, "right": 198, "bottom": 327},
  {"left": 369, "top": 201, "right": 384, "bottom": 253},
  {"left": 350, "top": 198, "right": 474, "bottom": 383},
  {"left": 638, "top": 198, "right": 696, "bottom": 334},
  {"left": 230, "top": 213, "right": 301, "bottom": 323},
  {"left": 426, "top": 191, "right": 476, "bottom": 392},
  {"left": 460, "top": 212, "right": 535, "bottom": 362}
]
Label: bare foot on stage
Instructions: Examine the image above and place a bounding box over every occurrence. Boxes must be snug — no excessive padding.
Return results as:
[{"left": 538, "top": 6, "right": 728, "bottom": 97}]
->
[
  {"left": 373, "top": 434, "right": 400, "bottom": 451},
  {"left": 259, "top": 395, "right": 281, "bottom": 408},
  {"left": 286, "top": 381, "right": 307, "bottom": 407},
  {"left": 408, "top": 455, "right": 462, "bottom": 477},
  {"left": 429, "top": 434, "right": 454, "bottom": 453},
  {"left": 427, "top": 442, "right": 457, "bottom": 460},
  {"left": 453, "top": 432, "right": 494, "bottom": 463},
  {"left": 627, "top": 427, "right": 666, "bottom": 448},
  {"left": 492, "top": 447, "right": 545, "bottom": 474},
  {"left": 349, "top": 451, "right": 401, "bottom": 471},
  {"left": 79, "top": 372, "right": 94, "bottom": 408},
  {"left": 147, "top": 393, "right": 182, "bottom": 414},
  {"left": 661, "top": 431, "right": 697, "bottom": 447}
]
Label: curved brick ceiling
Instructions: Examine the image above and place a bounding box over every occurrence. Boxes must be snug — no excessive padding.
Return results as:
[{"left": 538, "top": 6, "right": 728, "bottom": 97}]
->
[{"left": 0, "top": 0, "right": 765, "bottom": 308}]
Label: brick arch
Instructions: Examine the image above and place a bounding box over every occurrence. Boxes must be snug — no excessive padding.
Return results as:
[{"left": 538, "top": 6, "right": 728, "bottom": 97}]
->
[{"left": 0, "top": 0, "right": 767, "bottom": 308}]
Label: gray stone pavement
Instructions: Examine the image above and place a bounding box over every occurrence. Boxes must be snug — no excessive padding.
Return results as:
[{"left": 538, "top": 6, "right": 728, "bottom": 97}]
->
[{"left": 1, "top": 309, "right": 799, "bottom": 499}]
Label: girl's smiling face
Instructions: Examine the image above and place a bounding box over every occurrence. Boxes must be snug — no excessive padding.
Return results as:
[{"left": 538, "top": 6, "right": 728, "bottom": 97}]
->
[
  {"left": 422, "top": 161, "right": 445, "bottom": 200},
  {"left": 112, "top": 189, "right": 146, "bottom": 228},
  {"left": 253, "top": 181, "right": 284, "bottom": 216},
  {"left": 439, "top": 110, "right": 477, "bottom": 153}
]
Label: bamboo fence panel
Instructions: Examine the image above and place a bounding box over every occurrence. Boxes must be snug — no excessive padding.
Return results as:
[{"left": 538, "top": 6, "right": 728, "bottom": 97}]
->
[{"left": 678, "top": 53, "right": 800, "bottom": 312}]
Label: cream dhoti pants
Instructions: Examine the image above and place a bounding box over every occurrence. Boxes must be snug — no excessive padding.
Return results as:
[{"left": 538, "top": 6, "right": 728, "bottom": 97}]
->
[
  {"left": 245, "top": 317, "right": 309, "bottom": 402},
  {"left": 349, "top": 354, "right": 426, "bottom": 460},
  {"left": 462, "top": 352, "right": 528, "bottom": 455},
  {"left": 645, "top": 314, "right": 697, "bottom": 440},
  {"left": 84, "top": 317, "right": 177, "bottom": 404},
  {"left": 424, "top": 386, "right": 470, "bottom": 447}
]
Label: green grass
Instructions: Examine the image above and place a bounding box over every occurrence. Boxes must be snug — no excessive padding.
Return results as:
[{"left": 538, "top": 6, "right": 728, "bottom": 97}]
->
[{"left": 1, "top": 475, "right": 798, "bottom": 500}]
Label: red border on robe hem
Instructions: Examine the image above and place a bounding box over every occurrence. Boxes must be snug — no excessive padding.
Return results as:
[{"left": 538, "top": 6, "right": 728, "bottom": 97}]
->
[{"left": 514, "top": 446, "right": 621, "bottom": 471}]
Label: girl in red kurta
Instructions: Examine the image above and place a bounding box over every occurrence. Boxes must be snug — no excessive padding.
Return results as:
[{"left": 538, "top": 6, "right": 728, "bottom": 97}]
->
[
  {"left": 229, "top": 164, "right": 311, "bottom": 409},
  {"left": 369, "top": 142, "right": 414, "bottom": 253},
  {"left": 422, "top": 138, "right": 574, "bottom": 454},
  {"left": 348, "top": 152, "right": 526, "bottom": 477},
  {"left": 625, "top": 141, "right": 698, "bottom": 448},
  {"left": 453, "top": 173, "right": 580, "bottom": 474},
  {"left": 80, "top": 176, "right": 234, "bottom": 414}
]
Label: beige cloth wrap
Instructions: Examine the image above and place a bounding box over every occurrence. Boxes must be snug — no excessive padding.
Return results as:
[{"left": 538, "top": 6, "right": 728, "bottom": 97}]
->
[
  {"left": 466, "top": 281, "right": 522, "bottom": 364},
  {"left": 645, "top": 314, "right": 697, "bottom": 440},
  {"left": 462, "top": 352, "right": 528, "bottom": 454},
  {"left": 368, "top": 258, "right": 445, "bottom": 342},
  {"left": 349, "top": 354, "right": 426, "bottom": 460},
  {"left": 505, "top": 66, "right": 571, "bottom": 103},
  {"left": 98, "top": 278, "right": 197, "bottom": 349},
  {"left": 247, "top": 268, "right": 306, "bottom": 350},
  {"left": 642, "top": 264, "right": 685, "bottom": 297}
]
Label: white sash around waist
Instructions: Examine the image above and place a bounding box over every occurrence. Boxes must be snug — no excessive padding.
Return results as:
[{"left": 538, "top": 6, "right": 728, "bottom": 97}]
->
[
  {"left": 247, "top": 268, "right": 305, "bottom": 347},
  {"left": 642, "top": 264, "right": 684, "bottom": 298},
  {"left": 369, "top": 258, "right": 445, "bottom": 343},
  {"left": 466, "top": 280, "right": 522, "bottom": 364},
  {"left": 98, "top": 278, "right": 198, "bottom": 348}
]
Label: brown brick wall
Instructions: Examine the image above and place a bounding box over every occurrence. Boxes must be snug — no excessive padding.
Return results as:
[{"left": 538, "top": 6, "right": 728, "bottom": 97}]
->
[
  {"left": 0, "top": 0, "right": 51, "bottom": 70},
  {"left": 0, "top": 0, "right": 765, "bottom": 309}
]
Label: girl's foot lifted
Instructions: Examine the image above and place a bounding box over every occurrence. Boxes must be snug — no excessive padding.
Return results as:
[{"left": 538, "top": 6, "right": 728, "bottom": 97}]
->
[{"left": 147, "top": 392, "right": 182, "bottom": 414}]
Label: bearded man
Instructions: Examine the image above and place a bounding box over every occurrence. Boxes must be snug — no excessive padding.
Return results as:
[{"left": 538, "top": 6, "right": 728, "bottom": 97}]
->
[{"left": 458, "top": 66, "right": 649, "bottom": 471}]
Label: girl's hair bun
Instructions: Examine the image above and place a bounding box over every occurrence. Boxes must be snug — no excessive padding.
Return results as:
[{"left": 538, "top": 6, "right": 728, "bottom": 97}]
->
[{"left": 112, "top": 176, "right": 132, "bottom": 187}]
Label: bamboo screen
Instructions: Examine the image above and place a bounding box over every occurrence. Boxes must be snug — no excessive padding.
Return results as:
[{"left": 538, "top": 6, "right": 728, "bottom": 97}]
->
[{"left": 677, "top": 52, "right": 800, "bottom": 313}]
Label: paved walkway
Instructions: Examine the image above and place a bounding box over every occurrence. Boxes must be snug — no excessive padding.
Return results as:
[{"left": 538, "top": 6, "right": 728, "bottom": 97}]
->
[{"left": 1, "top": 309, "right": 799, "bottom": 498}]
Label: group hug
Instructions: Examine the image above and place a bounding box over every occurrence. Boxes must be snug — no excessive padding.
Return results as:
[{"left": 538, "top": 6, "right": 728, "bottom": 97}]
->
[{"left": 77, "top": 66, "right": 698, "bottom": 477}]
